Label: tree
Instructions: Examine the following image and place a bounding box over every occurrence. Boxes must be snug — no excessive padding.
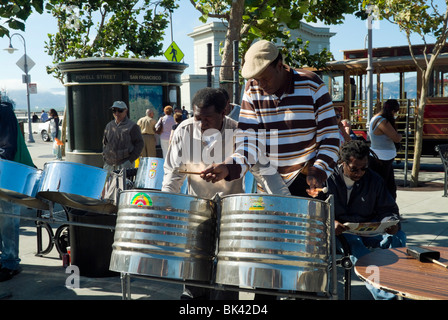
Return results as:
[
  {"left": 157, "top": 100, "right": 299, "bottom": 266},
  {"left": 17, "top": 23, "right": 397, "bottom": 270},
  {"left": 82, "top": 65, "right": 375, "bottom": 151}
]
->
[
  {"left": 365, "top": 0, "right": 448, "bottom": 187},
  {"left": 44, "top": 0, "right": 178, "bottom": 83},
  {"left": 0, "top": 1, "right": 44, "bottom": 37},
  {"left": 189, "top": 0, "right": 361, "bottom": 101}
]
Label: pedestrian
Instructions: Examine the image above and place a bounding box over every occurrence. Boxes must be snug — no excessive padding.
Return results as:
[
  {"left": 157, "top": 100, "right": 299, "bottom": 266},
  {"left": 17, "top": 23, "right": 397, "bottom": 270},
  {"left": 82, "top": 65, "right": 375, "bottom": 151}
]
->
[
  {"left": 46, "top": 109, "right": 62, "bottom": 160},
  {"left": 327, "top": 139, "right": 406, "bottom": 300},
  {"left": 40, "top": 109, "right": 48, "bottom": 122},
  {"left": 181, "top": 106, "right": 189, "bottom": 120},
  {"left": 155, "top": 105, "right": 175, "bottom": 158},
  {"left": 0, "top": 101, "right": 34, "bottom": 282},
  {"left": 201, "top": 40, "right": 340, "bottom": 200},
  {"left": 368, "top": 99, "right": 402, "bottom": 199},
  {"left": 102, "top": 101, "right": 144, "bottom": 173},
  {"left": 137, "top": 109, "right": 157, "bottom": 157},
  {"left": 169, "top": 112, "right": 183, "bottom": 144}
]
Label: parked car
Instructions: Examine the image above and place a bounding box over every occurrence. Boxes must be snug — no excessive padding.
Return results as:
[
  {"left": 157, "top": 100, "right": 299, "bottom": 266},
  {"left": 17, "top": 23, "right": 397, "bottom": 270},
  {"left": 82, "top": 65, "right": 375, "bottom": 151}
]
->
[{"left": 39, "top": 121, "right": 62, "bottom": 142}]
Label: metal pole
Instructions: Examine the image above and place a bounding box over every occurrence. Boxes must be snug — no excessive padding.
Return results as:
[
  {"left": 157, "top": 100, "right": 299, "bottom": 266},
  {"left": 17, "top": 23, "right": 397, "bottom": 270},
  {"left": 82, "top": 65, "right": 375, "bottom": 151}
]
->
[
  {"left": 9, "top": 33, "right": 34, "bottom": 142},
  {"left": 232, "top": 40, "right": 240, "bottom": 105},
  {"left": 366, "top": 11, "right": 374, "bottom": 131},
  {"left": 206, "top": 43, "right": 212, "bottom": 87}
]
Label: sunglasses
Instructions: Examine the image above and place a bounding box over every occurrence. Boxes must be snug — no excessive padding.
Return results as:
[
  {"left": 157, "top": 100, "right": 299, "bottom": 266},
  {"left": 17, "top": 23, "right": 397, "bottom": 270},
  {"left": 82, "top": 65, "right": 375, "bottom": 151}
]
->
[{"left": 112, "top": 108, "right": 125, "bottom": 113}]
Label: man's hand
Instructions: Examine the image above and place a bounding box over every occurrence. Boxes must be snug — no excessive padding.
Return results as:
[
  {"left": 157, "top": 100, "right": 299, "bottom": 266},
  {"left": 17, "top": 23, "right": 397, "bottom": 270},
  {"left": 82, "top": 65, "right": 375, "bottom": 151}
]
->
[
  {"left": 385, "top": 224, "right": 399, "bottom": 235},
  {"left": 334, "top": 220, "right": 348, "bottom": 236},
  {"left": 201, "top": 163, "right": 229, "bottom": 183}
]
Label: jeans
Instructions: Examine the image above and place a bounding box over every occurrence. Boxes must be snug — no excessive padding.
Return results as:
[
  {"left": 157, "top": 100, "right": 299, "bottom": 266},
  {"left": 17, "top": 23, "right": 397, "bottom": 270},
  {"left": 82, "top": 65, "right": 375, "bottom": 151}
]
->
[
  {"left": 0, "top": 200, "right": 21, "bottom": 270},
  {"left": 337, "top": 231, "right": 406, "bottom": 300},
  {"left": 52, "top": 132, "right": 62, "bottom": 160}
]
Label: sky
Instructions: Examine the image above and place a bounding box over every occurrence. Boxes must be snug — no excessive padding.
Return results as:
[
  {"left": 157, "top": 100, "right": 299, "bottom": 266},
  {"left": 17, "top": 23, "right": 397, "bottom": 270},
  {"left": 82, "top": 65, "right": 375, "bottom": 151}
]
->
[{"left": 0, "top": 0, "right": 442, "bottom": 109}]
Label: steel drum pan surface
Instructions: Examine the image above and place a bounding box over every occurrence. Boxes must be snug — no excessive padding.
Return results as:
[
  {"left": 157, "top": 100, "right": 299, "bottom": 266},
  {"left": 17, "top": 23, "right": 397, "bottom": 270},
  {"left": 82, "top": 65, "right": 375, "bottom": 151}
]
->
[
  {"left": 134, "top": 157, "right": 164, "bottom": 190},
  {"left": 0, "top": 159, "right": 47, "bottom": 210},
  {"left": 215, "top": 194, "right": 331, "bottom": 293},
  {"left": 38, "top": 161, "right": 115, "bottom": 213},
  {"left": 110, "top": 190, "right": 216, "bottom": 282}
]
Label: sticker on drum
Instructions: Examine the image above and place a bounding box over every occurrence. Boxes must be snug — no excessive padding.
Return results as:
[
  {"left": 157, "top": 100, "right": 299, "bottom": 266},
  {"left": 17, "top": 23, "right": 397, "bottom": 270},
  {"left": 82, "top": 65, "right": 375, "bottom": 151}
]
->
[
  {"left": 150, "top": 160, "right": 158, "bottom": 169},
  {"left": 249, "top": 196, "right": 265, "bottom": 210},
  {"left": 130, "top": 192, "right": 153, "bottom": 207},
  {"left": 149, "top": 169, "right": 157, "bottom": 179}
]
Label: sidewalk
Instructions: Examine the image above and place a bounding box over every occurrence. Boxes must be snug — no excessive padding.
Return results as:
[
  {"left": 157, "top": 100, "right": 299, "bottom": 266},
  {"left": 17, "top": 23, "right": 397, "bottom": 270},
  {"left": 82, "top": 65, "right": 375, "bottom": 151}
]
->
[{"left": 1, "top": 137, "right": 447, "bottom": 301}]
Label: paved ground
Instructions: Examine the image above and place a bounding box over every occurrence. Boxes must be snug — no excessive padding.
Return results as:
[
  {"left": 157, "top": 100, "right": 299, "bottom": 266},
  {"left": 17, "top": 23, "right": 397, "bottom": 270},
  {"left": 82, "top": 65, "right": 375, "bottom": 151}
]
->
[{"left": 1, "top": 135, "right": 447, "bottom": 306}]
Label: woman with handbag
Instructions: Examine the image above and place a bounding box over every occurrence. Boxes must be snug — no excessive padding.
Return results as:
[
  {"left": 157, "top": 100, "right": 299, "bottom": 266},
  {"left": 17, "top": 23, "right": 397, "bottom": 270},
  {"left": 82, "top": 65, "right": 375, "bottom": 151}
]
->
[
  {"left": 368, "top": 99, "right": 402, "bottom": 199},
  {"left": 47, "top": 109, "right": 62, "bottom": 160},
  {"left": 155, "top": 105, "right": 175, "bottom": 158}
]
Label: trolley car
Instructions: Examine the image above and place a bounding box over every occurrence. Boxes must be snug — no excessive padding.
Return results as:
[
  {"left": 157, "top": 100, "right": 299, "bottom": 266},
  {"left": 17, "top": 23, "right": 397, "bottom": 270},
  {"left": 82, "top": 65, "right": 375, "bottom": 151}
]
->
[{"left": 311, "top": 44, "right": 448, "bottom": 157}]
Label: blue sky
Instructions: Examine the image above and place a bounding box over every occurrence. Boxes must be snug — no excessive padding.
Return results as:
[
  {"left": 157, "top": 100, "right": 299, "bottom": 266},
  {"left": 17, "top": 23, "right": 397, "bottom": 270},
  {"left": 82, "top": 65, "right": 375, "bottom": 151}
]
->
[{"left": 0, "top": 0, "right": 441, "bottom": 108}]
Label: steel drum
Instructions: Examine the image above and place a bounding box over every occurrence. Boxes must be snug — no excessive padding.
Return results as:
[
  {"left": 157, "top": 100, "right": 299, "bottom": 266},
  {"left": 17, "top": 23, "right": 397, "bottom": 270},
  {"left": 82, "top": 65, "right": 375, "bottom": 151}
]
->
[
  {"left": 0, "top": 158, "right": 48, "bottom": 210},
  {"left": 134, "top": 157, "right": 187, "bottom": 194},
  {"left": 38, "top": 161, "right": 116, "bottom": 213},
  {"left": 215, "top": 194, "right": 331, "bottom": 293},
  {"left": 134, "top": 157, "right": 164, "bottom": 190},
  {"left": 109, "top": 190, "right": 216, "bottom": 282}
]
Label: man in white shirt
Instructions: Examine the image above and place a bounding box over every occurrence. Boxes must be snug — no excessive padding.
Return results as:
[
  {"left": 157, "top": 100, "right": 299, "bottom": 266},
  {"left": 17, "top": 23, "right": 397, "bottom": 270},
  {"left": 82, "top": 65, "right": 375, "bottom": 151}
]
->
[{"left": 162, "top": 87, "right": 288, "bottom": 299}]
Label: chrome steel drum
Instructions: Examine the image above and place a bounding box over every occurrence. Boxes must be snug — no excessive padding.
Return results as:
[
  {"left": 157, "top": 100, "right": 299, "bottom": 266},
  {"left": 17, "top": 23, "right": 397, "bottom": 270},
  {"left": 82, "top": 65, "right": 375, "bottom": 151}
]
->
[
  {"left": 215, "top": 194, "right": 331, "bottom": 292},
  {"left": 134, "top": 157, "right": 164, "bottom": 190},
  {"left": 0, "top": 159, "right": 47, "bottom": 210},
  {"left": 38, "top": 161, "right": 115, "bottom": 213},
  {"left": 109, "top": 190, "right": 216, "bottom": 282}
]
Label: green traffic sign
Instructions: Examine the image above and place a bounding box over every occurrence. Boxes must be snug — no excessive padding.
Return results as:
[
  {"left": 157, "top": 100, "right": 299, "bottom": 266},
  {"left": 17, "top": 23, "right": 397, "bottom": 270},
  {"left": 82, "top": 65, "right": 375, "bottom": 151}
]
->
[{"left": 164, "top": 41, "right": 184, "bottom": 62}]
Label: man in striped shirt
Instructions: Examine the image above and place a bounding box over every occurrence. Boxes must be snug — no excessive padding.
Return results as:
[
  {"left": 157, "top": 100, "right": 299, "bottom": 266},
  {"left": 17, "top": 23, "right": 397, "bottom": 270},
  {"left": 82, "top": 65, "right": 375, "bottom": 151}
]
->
[{"left": 202, "top": 40, "right": 340, "bottom": 198}]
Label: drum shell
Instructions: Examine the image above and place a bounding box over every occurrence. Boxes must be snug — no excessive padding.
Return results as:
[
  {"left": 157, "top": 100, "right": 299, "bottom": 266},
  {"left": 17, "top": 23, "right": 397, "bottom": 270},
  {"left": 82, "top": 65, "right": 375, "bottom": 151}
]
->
[
  {"left": 215, "top": 194, "right": 331, "bottom": 292},
  {"left": 134, "top": 157, "right": 164, "bottom": 190},
  {"left": 0, "top": 158, "right": 43, "bottom": 198},
  {"left": 109, "top": 190, "right": 217, "bottom": 282},
  {"left": 38, "top": 161, "right": 107, "bottom": 201}
]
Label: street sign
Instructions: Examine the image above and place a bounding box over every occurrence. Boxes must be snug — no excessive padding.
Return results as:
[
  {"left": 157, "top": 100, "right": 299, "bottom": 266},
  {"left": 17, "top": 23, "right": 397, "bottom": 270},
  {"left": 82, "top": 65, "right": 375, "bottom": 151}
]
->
[
  {"left": 164, "top": 41, "right": 184, "bottom": 62},
  {"left": 16, "top": 54, "right": 35, "bottom": 73},
  {"left": 29, "top": 83, "right": 37, "bottom": 94}
]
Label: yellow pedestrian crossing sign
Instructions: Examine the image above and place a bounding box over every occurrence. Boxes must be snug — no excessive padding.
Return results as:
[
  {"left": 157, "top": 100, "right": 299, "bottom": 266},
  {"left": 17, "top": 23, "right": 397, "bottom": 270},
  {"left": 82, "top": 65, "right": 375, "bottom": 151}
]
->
[{"left": 164, "top": 41, "right": 184, "bottom": 62}]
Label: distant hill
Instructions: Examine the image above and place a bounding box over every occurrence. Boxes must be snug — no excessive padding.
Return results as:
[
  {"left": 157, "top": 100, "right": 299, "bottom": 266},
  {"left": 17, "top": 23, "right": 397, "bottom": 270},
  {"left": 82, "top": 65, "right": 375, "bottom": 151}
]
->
[
  {"left": 6, "top": 75, "right": 418, "bottom": 112},
  {"left": 5, "top": 88, "right": 66, "bottom": 112}
]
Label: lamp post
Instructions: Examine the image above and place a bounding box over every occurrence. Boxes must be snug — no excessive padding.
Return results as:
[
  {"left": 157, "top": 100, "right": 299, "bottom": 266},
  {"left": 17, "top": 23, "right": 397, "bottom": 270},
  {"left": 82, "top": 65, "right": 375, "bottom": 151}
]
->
[{"left": 4, "top": 33, "right": 35, "bottom": 143}]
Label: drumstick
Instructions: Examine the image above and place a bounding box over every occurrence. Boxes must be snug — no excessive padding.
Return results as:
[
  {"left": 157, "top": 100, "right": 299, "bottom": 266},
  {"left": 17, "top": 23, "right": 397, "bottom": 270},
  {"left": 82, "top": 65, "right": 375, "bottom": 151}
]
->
[
  {"left": 177, "top": 170, "right": 203, "bottom": 175},
  {"left": 315, "top": 187, "right": 328, "bottom": 193}
]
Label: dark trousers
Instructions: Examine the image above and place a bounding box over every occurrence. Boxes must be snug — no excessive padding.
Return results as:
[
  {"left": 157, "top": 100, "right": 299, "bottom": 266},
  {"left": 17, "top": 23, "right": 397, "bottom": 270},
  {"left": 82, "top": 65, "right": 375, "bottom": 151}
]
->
[{"left": 369, "top": 157, "right": 397, "bottom": 200}]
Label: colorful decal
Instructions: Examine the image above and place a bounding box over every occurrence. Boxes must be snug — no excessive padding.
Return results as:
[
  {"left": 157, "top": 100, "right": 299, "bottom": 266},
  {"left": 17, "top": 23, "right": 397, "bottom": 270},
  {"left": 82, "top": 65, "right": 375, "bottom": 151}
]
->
[
  {"left": 130, "top": 192, "right": 153, "bottom": 207},
  {"left": 150, "top": 160, "right": 158, "bottom": 169},
  {"left": 249, "top": 197, "right": 265, "bottom": 210},
  {"left": 149, "top": 169, "right": 157, "bottom": 179}
]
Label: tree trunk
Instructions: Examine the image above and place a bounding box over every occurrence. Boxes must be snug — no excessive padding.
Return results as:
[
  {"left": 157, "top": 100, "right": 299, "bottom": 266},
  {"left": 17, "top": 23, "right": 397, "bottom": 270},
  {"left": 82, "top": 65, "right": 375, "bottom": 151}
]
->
[
  {"left": 219, "top": 1, "right": 245, "bottom": 101},
  {"left": 410, "top": 71, "right": 430, "bottom": 187}
]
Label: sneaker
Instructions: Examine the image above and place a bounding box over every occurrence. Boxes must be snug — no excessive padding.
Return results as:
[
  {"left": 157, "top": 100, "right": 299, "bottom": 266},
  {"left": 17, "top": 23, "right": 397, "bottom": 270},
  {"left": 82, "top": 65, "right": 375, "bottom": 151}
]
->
[{"left": 0, "top": 267, "right": 22, "bottom": 282}]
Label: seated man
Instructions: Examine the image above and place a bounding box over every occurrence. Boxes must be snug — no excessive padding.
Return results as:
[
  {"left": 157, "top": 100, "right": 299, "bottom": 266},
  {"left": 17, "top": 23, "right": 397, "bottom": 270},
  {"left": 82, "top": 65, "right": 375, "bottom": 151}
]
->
[{"left": 327, "top": 140, "right": 406, "bottom": 300}]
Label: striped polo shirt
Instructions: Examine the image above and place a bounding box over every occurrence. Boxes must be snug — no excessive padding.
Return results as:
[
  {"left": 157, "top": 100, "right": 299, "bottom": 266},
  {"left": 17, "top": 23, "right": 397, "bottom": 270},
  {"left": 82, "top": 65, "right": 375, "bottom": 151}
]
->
[{"left": 227, "top": 65, "right": 340, "bottom": 186}]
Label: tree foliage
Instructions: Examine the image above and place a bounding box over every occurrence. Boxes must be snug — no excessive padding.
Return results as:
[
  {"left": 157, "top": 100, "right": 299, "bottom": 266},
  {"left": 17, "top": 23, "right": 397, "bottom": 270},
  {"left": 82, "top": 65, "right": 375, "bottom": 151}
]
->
[
  {"left": 44, "top": 0, "right": 178, "bottom": 82},
  {"left": 364, "top": 0, "right": 448, "bottom": 186},
  {"left": 0, "top": 0, "right": 44, "bottom": 37},
  {"left": 189, "top": 0, "right": 362, "bottom": 100}
]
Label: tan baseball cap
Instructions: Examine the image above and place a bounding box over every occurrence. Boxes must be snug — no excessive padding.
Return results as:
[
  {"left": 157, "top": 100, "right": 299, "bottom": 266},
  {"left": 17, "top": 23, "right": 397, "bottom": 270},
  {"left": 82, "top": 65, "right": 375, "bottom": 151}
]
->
[{"left": 241, "top": 40, "right": 279, "bottom": 79}]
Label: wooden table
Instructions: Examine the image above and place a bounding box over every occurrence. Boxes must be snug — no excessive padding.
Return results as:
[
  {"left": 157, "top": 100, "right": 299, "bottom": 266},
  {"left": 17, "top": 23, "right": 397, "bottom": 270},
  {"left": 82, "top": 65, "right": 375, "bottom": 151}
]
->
[{"left": 355, "top": 246, "right": 448, "bottom": 300}]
